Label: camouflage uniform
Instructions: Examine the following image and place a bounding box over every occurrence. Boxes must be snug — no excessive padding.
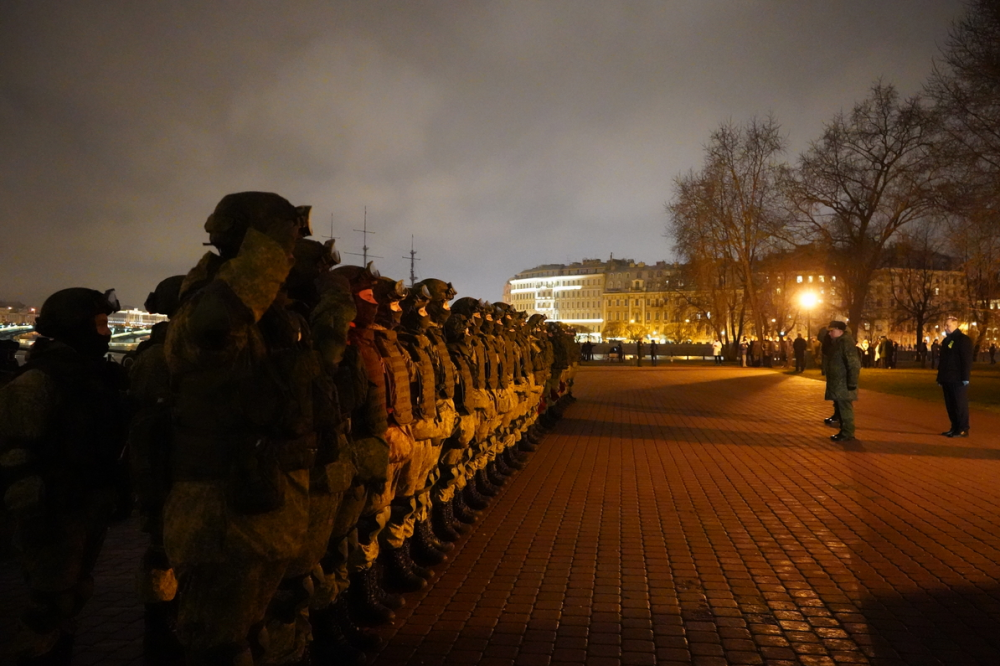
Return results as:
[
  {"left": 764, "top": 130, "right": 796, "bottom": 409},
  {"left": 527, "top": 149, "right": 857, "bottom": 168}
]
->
[
  {"left": 0, "top": 288, "right": 128, "bottom": 665},
  {"left": 162, "top": 192, "right": 311, "bottom": 665}
]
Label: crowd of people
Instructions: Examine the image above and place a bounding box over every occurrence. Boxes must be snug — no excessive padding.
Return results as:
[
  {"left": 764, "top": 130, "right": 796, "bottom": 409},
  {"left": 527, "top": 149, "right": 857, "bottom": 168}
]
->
[{"left": 0, "top": 191, "right": 582, "bottom": 666}]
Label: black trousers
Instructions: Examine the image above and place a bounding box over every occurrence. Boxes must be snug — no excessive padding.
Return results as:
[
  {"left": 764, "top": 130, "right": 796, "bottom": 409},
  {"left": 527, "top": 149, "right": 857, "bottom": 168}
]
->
[
  {"left": 794, "top": 352, "right": 805, "bottom": 373},
  {"left": 941, "top": 382, "right": 970, "bottom": 432}
]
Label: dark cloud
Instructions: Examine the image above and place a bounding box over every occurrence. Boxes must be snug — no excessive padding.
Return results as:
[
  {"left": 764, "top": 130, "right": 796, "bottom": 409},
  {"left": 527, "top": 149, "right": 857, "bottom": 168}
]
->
[{"left": 0, "top": 0, "right": 965, "bottom": 307}]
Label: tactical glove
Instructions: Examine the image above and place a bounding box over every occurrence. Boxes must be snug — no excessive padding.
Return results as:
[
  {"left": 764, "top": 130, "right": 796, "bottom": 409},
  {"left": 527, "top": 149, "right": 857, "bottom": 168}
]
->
[{"left": 3, "top": 475, "right": 45, "bottom": 521}]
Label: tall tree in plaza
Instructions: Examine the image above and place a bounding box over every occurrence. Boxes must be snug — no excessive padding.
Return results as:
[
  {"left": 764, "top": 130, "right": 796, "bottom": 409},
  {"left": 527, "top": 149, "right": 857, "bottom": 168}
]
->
[
  {"left": 926, "top": 0, "right": 1000, "bottom": 352},
  {"left": 668, "top": 115, "right": 791, "bottom": 349},
  {"left": 675, "top": 259, "right": 745, "bottom": 354},
  {"left": 884, "top": 222, "right": 952, "bottom": 360},
  {"left": 789, "top": 82, "right": 942, "bottom": 337}
]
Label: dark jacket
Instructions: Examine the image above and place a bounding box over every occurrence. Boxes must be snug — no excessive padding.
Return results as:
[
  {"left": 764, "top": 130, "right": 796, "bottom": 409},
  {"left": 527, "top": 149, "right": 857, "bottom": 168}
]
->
[
  {"left": 825, "top": 332, "right": 861, "bottom": 402},
  {"left": 936, "top": 328, "right": 973, "bottom": 384}
]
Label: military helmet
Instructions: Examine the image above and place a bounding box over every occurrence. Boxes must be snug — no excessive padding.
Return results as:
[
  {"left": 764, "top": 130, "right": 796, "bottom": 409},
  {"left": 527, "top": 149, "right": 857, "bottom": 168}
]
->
[
  {"left": 35, "top": 288, "right": 119, "bottom": 339},
  {"left": 204, "top": 191, "right": 311, "bottom": 256},
  {"left": 416, "top": 279, "right": 457, "bottom": 303},
  {"left": 294, "top": 238, "right": 341, "bottom": 272},
  {"left": 331, "top": 261, "right": 380, "bottom": 294},
  {"left": 144, "top": 275, "right": 185, "bottom": 318},
  {"left": 402, "top": 284, "right": 432, "bottom": 310},
  {"left": 35, "top": 288, "right": 120, "bottom": 357},
  {"left": 372, "top": 276, "right": 408, "bottom": 304},
  {"left": 527, "top": 314, "right": 547, "bottom": 328},
  {"left": 451, "top": 297, "right": 483, "bottom": 318}
]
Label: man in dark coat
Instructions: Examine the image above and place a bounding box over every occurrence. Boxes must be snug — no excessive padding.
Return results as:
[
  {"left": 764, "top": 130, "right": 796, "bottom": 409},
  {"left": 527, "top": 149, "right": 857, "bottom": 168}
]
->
[
  {"left": 792, "top": 333, "right": 807, "bottom": 373},
  {"left": 937, "top": 316, "right": 973, "bottom": 437},
  {"left": 824, "top": 321, "right": 861, "bottom": 442}
]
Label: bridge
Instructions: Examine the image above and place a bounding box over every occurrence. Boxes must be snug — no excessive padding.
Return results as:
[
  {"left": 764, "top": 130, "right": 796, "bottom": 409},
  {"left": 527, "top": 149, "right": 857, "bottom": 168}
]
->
[{"left": 2, "top": 365, "right": 999, "bottom": 664}]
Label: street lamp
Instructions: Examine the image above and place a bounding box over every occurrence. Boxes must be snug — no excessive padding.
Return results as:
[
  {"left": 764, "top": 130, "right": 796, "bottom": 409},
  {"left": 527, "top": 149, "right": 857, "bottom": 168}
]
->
[{"left": 800, "top": 291, "right": 818, "bottom": 338}]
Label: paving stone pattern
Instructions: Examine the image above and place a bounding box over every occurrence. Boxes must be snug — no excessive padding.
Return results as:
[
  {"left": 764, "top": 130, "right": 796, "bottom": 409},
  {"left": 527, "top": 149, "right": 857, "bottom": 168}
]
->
[{"left": 3, "top": 366, "right": 999, "bottom": 665}]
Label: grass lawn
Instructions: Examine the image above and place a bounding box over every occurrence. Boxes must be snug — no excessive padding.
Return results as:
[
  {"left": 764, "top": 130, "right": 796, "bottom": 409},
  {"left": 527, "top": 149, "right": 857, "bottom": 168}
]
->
[{"left": 783, "top": 363, "right": 1000, "bottom": 416}]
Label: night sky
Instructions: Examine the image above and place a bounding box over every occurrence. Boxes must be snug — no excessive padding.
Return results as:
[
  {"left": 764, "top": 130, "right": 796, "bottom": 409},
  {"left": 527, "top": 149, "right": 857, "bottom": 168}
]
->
[{"left": 0, "top": 1, "right": 966, "bottom": 308}]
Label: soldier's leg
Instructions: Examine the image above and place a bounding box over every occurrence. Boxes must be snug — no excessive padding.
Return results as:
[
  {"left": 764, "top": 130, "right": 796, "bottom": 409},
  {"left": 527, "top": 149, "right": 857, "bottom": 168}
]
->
[
  {"left": 836, "top": 400, "right": 855, "bottom": 438},
  {"left": 259, "top": 483, "right": 346, "bottom": 666},
  {"left": 12, "top": 489, "right": 116, "bottom": 663}
]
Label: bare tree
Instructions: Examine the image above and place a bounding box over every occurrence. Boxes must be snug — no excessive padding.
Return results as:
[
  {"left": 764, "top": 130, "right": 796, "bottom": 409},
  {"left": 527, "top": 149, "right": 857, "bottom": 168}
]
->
[
  {"left": 668, "top": 115, "right": 791, "bottom": 349},
  {"left": 927, "top": 0, "right": 1000, "bottom": 190},
  {"left": 884, "top": 222, "right": 951, "bottom": 364},
  {"left": 790, "top": 82, "right": 942, "bottom": 337},
  {"left": 947, "top": 209, "right": 1000, "bottom": 353},
  {"left": 926, "top": 0, "right": 1000, "bottom": 353}
]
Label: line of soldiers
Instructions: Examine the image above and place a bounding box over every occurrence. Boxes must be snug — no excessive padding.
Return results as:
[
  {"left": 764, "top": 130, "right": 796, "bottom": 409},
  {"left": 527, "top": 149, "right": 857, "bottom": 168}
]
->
[{"left": 0, "top": 191, "right": 581, "bottom": 666}]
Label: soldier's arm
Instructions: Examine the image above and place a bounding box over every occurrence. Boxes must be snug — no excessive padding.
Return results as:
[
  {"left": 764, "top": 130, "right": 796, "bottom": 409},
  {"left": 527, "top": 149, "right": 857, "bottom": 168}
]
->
[{"left": 0, "top": 369, "right": 57, "bottom": 518}]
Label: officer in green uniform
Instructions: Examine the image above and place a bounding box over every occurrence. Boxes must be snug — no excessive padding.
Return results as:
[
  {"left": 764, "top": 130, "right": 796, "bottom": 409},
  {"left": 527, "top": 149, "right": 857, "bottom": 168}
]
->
[
  {"left": 824, "top": 320, "right": 861, "bottom": 442},
  {"left": 1, "top": 287, "right": 129, "bottom": 666}
]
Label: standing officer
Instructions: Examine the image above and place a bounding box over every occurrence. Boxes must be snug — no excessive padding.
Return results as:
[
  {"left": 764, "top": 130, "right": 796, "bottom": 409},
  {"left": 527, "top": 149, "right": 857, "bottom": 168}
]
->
[
  {"left": 824, "top": 321, "right": 860, "bottom": 442},
  {"left": 937, "top": 316, "right": 973, "bottom": 438},
  {"left": 1, "top": 288, "right": 129, "bottom": 666}
]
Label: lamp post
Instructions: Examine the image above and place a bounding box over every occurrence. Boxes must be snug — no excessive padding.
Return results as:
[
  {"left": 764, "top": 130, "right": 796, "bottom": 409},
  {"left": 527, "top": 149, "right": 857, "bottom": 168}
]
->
[{"left": 800, "top": 291, "right": 818, "bottom": 340}]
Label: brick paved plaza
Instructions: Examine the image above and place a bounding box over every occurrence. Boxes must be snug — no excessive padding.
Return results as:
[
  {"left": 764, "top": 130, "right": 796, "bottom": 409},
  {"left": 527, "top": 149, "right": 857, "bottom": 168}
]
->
[{"left": 3, "top": 365, "right": 1000, "bottom": 665}]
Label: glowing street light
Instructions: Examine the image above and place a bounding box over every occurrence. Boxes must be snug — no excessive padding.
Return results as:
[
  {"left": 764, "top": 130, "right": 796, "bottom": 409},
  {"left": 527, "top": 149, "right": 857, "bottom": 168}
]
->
[{"left": 800, "top": 291, "right": 818, "bottom": 338}]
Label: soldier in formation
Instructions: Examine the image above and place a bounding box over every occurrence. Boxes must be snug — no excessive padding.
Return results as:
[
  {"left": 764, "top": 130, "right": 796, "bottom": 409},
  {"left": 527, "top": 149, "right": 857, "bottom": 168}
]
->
[{"left": 1, "top": 191, "right": 581, "bottom": 665}]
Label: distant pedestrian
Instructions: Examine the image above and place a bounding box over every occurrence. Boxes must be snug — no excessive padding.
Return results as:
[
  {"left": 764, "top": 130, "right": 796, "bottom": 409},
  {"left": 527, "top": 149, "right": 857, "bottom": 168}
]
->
[
  {"left": 824, "top": 320, "right": 860, "bottom": 442},
  {"left": 649, "top": 339, "right": 658, "bottom": 366},
  {"left": 739, "top": 339, "right": 748, "bottom": 367},
  {"left": 989, "top": 343, "right": 996, "bottom": 364},
  {"left": 931, "top": 338, "right": 941, "bottom": 369},
  {"left": 636, "top": 339, "right": 643, "bottom": 367},
  {"left": 937, "top": 316, "right": 972, "bottom": 438},
  {"left": 712, "top": 339, "right": 723, "bottom": 365},
  {"left": 792, "top": 333, "right": 807, "bottom": 373}
]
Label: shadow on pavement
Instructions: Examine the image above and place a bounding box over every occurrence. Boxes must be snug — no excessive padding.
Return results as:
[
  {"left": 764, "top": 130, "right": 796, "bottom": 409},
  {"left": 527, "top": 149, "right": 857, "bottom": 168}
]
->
[
  {"left": 569, "top": 416, "right": 1000, "bottom": 460},
  {"left": 859, "top": 586, "right": 1000, "bottom": 664}
]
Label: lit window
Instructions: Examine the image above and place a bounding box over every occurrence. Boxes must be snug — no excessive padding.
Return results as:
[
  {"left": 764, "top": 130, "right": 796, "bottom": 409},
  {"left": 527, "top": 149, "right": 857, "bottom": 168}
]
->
[{"left": 797, "top": 276, "right": 803, "bottom": 283}]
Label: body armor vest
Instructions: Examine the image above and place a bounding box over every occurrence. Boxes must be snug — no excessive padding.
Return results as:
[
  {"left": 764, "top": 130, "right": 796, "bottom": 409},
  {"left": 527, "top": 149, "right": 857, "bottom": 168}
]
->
[
  {"left": 373, "top": 329, "right": 413, "bottom": 426},
  {"left": 447, "top": 345, "right": 475, "bottom": 413},
  {"left": 399, "top": 332, "right": 436, "bottom": 421},
  {"left": 480, "top": 333, "right": 502, "bottom": 390},
  {"left": 466, "top": 335, "right": 488, "bottom": 389},
  {"left": 348, "top": 328, "right": 388, "bottom": 430},
  {"left": 425, "top": 328, "right": 456, "bottom": 400}
]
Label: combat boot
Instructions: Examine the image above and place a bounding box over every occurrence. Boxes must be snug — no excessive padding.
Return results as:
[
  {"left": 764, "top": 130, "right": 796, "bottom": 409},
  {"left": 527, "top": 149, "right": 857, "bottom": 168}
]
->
[
  {"left": 347, "top": 567, "right": 395, "bottom": 626},
  {"left": 517, "top": 431, "right": 539, "bottom": 452},
  {"left": 462, "top": 482, "right": 490, "bottom": 510},
  {"left": 379, "top": 546, "right": 427, "bottom": 593},
  {"left": 486, "top": 461, "right": 508, "bottom": 487},
  {"left": 309, "top": 602, "right": 370, "bottom": 664},
  {"left": 372, "top": 563, "right": 405, "bottom": 610},
  {"left": 476, "top": 469, "right": 500, "bottom": 497},
  {"left": 411, "top": 520, "right": 450, "bottom": 566},
  {"left": 503, "top": 447, "right": 526, "bottom": 470},
  {"left": 420, "top": 516, "right": 454, "bottom": 552},
  {"left": 402, "top": 541, "right": 435, "bottom": 581},
  {"left": 331, "top": 595, "right": 382, "bottom": 651},
  {"left": 451, "top": 493, "right": 478, "bottom": 524},
  {"left": 432, "top": 501, "right": 463, "bottom": 542},
  {"left": 143, "top": 600, "right": 183, "bottom": 664},
  {"left": 16, "top": 632, "right": 75, "bottom": 666}
]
